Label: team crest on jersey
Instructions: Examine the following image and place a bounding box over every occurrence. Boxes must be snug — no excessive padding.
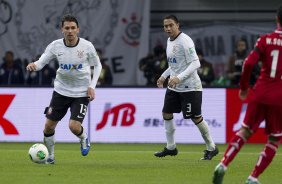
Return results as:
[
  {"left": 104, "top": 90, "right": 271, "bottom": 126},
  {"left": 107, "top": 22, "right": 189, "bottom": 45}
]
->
[
  {"left": 172, "top": 45, "right": 179, "bottom": 54},
  {"left": 77, "top": 50, "right": 84, "bottom": 58},
  {"left": 47, "top": 107, "right": 52, "bottom": 115}
]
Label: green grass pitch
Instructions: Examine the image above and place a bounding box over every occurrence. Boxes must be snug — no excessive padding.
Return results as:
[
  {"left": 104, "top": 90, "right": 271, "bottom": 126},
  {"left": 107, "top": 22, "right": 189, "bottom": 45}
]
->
[{"left": 0, "top": 143, "right": 281, "bottom": 184}]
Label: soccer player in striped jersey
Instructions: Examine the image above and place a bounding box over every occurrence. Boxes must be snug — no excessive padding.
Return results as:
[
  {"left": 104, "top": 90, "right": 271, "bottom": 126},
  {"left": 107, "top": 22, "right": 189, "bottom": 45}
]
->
[
  {"left": 213, "top": 5, "right": 282, "bottom": 184},
  {"left": 154, "top": 15, "right": 218, "bottom": 160},
  {"left": 26, "top": 14, "right": 102, "bottom": 164}
]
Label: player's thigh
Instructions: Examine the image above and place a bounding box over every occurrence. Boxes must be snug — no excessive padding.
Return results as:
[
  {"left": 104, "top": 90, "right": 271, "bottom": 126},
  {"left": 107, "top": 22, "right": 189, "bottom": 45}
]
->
[
  {"left": 162, "top": 89, "right": 181, "bottom": 114},
  {"left": 180, "top": 91, "right": 202, "bottom": 119},
  {"left": 243, "top": 101, "right": 265, "bottom": 133},
  {"left": 265, "top": 105, "right": 282, "bottom": 137},
  {"left": 45, "top": 91, "right": 70, "bottom": 121},
  {"left": 70, "top": 97, "right": 89, "bottom": 123}
]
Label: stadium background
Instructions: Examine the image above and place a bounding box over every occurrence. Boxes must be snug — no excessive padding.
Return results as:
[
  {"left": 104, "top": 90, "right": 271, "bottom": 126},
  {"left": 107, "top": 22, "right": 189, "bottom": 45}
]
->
[{"left": 0, "top": 0, "right": 281, "bottom": 143}]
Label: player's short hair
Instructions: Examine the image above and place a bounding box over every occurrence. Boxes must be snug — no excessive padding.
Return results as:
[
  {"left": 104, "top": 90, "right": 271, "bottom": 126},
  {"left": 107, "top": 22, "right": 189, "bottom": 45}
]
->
[
  {"left": 277, "top": 5, "right": 282, "bottom": 25},
  {"left": 61, "top": 14, "right": 79, "bottom": 28},
  {"left": 163, "top": 15, "right": 179, "bottom": 24}
]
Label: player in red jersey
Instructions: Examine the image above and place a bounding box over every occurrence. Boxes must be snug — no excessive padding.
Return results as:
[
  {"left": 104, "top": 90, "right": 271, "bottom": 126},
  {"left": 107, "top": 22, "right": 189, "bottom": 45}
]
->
[{"left": 213, "top": 5, "right": 282, "bottom": 184}]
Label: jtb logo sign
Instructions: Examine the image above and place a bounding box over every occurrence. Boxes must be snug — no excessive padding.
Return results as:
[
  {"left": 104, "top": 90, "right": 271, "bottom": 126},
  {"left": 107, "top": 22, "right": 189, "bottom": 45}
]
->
[
  {"left": 0, "top": 95, "right": 19, "bottom": 135},
  {"left": 96, "top": 103, "right": 136, "bottom": 130}
]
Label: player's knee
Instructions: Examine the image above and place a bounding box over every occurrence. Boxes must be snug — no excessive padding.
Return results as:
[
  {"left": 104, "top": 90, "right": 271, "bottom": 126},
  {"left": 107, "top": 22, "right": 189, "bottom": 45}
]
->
[
  {"left": 238, "top": 127, "right": 252, "bottom": 139},
  {"left": 69, "top": 120, "right": 82, "bottom": 135},
  {"left": 268, "top": 135, "right": 280, "bottom": 144},
  {"left": 44, "top": 119, "right": 57, "bottom": 133},
  {"left": 191, "top": 116, "right": 203, "bottom": 124},
  {"left": 162, "top": 112, "right": 173, "bottom": 120}
]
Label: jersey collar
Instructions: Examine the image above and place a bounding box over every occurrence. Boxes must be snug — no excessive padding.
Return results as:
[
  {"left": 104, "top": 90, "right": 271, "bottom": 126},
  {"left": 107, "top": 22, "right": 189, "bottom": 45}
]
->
[
  {"left": 170, "top": 32, "right": 182, "bottom": 41},
  {"left": 63, "top": 38, "right": 80, "bottom": 47}
]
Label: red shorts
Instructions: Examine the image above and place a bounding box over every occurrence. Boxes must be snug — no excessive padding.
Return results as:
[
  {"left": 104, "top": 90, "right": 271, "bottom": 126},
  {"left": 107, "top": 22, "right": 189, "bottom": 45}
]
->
[{"left": 242, "top": 101, "right": 282, "bottom": 137}]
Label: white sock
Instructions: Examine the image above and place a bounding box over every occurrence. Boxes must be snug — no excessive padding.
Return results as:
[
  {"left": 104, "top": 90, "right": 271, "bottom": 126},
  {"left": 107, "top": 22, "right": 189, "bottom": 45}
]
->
[
  {"left": 196, "top": 119, "right": 216, "bottom": 151},
  {"left": 77, "top": 127, "right": 88, "bottom": 149},
  {"left": 77, "top": 126, "right": 87, "bottom": 140},
  {"left": 164, "top": 119, "right": 176, "bottom": 150},
  {"left": 44, "top": 135, "right": 55, "bottom": 158},
  {"left": 247, "top": 176, "right": 258, "bottom": 182}
]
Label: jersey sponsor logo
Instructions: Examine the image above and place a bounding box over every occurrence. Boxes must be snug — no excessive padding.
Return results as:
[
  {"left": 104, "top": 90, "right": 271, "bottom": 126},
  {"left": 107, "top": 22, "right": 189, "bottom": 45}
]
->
[
  {"left": 0, "top": 94, "right": 19, "bottom": 135},
  {"left": 96, "top": 103, "right": 136, "bottom": 130},
  {"left": 167, "top": 57, "right": 177, "bottom": 63},
  {"left": 60, "top": 63, "right": 83, "bottom": 71}
]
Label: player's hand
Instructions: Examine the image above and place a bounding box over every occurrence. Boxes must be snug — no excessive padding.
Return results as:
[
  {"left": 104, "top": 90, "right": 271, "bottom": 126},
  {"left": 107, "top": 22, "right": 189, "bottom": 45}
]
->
[
  {"left": 26, "top": 62, "right": 37, "bottom": 71},
  {"left": 87, "top": 87, "right": 95, "bottom": 101},
  {"left": 168, "top": 76, "right": 180, "bottom": 88},
  {"left": 157, "top": 76, "right": 165, "bottom": 88},
  {"left": 239, "top": 89, "right": 248, "bottom": 101}
]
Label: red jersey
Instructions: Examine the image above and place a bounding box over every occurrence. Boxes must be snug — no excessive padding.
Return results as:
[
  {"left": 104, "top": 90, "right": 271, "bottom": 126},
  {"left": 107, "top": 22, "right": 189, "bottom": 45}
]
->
[{"left": 240, "top": 29, "right": 282, "bottom": 106}]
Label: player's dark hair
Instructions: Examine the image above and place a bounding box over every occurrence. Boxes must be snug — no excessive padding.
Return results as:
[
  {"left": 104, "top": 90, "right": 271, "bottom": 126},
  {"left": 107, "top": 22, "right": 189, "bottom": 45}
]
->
[
  {"left": 164, "top": 15, "right": 179, "bottom": 24},
  {"left": 61, "top": 14, "right": 79, "bottom": 28},
  {"left": 277, "top": 5, "right": 282, "bottom": 25}
]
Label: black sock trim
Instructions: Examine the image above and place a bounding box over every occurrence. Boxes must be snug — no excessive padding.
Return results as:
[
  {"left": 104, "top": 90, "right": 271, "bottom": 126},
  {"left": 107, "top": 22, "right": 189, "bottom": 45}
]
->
[
  {"left": 164, "top": 117, "right": 173, "bottom": 121},
  {"left": 44, "top": 132, "right": 55, "bottom": 137},
  {"left": 194, "top": 117, "right": 203, "bottom": 125}
]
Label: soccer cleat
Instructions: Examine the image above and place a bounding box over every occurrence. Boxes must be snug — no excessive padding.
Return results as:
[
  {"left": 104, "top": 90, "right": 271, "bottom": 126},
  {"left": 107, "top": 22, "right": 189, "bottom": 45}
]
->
[
  {"left": 154, "top": 147, "right": 178, "bottom": 157},
  {"left": 80, "top": 137, "right": 90, "bottom": 156},
  {"left": 212, "top": 164, "right": 226, "bottom": 184},
  {"left": 201, "top": 146, "right": 219, "bottom": 160},
  {"left": 245, "top": 178, "right": 261, "bottom": 184},
  {"left": 45, "top": 157, "right": 55, "bottom": 164}
]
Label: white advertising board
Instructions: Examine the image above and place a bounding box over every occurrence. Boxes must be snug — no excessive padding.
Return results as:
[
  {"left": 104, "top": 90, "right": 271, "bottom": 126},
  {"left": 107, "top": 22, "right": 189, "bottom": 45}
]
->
[{"left": 0, "top": 88, "right": 225, "bottom": 143}]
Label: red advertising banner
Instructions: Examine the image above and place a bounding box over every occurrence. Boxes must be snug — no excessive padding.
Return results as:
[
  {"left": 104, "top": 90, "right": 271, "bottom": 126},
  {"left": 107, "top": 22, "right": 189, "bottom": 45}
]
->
[{"left": 226, "top": 88, "right": 267, "bottom": 143}]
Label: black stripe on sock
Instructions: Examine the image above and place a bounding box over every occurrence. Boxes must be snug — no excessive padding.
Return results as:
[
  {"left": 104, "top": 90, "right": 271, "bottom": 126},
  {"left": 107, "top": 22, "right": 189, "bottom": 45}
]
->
[
  {"left": 44, "top": 132, "right": 55, "bottom": 137},
  {"left": 194, "top": 117, "right": 203, "bottom": 125}
]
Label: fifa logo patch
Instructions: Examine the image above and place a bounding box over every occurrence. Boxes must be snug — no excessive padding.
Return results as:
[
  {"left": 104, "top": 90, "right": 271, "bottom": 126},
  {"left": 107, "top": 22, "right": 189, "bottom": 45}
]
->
[{"left": 188, "top": 48, "right": 194, "bottom": 55}]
